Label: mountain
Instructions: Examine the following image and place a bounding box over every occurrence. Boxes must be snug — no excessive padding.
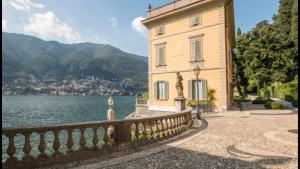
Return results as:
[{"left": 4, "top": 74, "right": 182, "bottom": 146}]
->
[{"left": 2, "top": 32, "right": 148, "bottom": 84}]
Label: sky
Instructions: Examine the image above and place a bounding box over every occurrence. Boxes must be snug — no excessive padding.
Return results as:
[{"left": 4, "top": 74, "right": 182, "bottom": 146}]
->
[{"left": 2, "top": 0, "right": 279, "bottom": 56}]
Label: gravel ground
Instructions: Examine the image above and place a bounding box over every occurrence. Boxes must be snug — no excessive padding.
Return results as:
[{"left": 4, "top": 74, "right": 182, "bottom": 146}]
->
[{"left": 67, "top": 105, "right": 298, "bottom": 169}]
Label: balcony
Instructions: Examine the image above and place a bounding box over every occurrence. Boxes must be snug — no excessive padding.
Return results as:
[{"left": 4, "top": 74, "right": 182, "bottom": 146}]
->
[{"left": 146, "top": 0, "right": 206, "bottom": 19}]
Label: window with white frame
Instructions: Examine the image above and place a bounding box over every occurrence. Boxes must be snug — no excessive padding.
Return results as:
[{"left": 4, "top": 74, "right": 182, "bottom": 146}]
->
[
  {"left": 188, "top": 79, "right": 207, "bottom": 100},
  {"left": 155, "top": 25, "right": 165, "bottom": 35},
  {"left": 154, "top": 81, "right": 169, "bottom": 100},
  {"left": 190, "top": 15, "right": 201, "bottom": 26},
  {"left": 190, "top": 37, "right": 203, "bottom": 61},
  {"left": 156, "top": 45, "right": 166, "bottom": 66}
]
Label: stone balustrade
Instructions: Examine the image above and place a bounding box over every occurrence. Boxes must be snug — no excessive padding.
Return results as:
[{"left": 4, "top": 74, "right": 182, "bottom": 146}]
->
[
  {"left": 2, "top": 109, "right": 192, "bottom": 169},
  {"left": 136, "top": 98, "right": 148, "bottom": 105}
]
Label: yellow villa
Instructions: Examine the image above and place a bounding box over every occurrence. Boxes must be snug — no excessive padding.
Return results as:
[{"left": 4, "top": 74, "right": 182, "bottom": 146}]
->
[{"left": 142, "top": 0, "right": 235, "bottom": 112}]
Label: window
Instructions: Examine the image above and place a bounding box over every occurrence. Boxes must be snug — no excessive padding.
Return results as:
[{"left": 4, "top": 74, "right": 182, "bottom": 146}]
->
[
  {"left": 190, "top": 37, "right": 203, "bottom": 61},
  {"left": 190, "top": 16, "right": 201, "bottom": 26},
  {"left": 156, "top": 45, "right": 166, "bottom": 66},
  {"left": 188, "top": 79, "right": 207, "bottom": 100},
  {"left": 155, "top": 25, "right": 165, "bottom": 35},
  {"left": 154, "top": 81, "right": 169, "bottom": 100}
]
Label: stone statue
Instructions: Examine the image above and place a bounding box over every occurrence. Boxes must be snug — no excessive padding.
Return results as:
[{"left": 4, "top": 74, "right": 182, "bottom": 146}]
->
[{"left": 175, "top": 72, "right": 184, "bottom": 98}]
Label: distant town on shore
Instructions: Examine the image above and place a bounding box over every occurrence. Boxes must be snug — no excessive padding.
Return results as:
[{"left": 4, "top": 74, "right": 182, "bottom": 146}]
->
[{"left": 2, "top": 74, "right": 145, "bottom": 96}]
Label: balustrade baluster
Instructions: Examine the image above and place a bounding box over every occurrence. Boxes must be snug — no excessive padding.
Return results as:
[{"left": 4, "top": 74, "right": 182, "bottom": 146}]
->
[
  {"left": 148, "top": 121, "right": 153, "bottom": 140},
  {"left": 171, "top": 118, "right": 174, "bottom": 135},
  {"left": 154, "top": 120, "right": 159, "bottom": 139},
  {"left": 53, "top": 130, "right": 61, "bottom": 157},
  {"left": 103, "top": 126, "right": 109, "bottom": 147},
  {"left": 79, "top": 128, "right": 86, "bottom": 151},
  {"left": 176, "top": 117, "right": 179, "bottom": 132},
  {"left": 172, "top": 118, "right": 175, "bottom": 134},
  {"left": 22, "top": 132, "right": 33, "bottom": 162},
  {"left": 142, "top": 122, "right": 147, "bottom": 139},
  {"left": 180, "top": 116, "right": 184, "bottom": 131},
  {"left": 170, "top": 118, "right": 174, "bottom": 134},
  {"left": 38, "top": 132, "right": 47, "bottom": 159},
  {"left": 66, "top": 129, "right": 74, "bottom": 155},
  {"left": 5, "top": 133, "right": 17, "bottom": 165},
  {"left": 92, "top": 127, "right": 99, "bottom": 150},
  {"left": 174, "top": 117, "right": 178, "bottom": 133},
  {"left": 159, "top": 120, "right": 163, "bottom": 137},
  {"left": 135, "top": 123, "right": 139, "bottom": 142}
]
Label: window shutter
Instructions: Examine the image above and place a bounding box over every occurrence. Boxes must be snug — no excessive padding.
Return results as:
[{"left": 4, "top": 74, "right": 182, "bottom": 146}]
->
[
  {"left": 202, "top": 79, "right": 207, "bottom": 99},
  {"left": 165, "top": 81, "right": 169, "bottom": 99},
  {"left": 195, "top": 40, "right": 200, "bottom": 60},
  {"left": 154, "top": 82, "right": 158, "bottom": 99},
  {"left": 156, "top": 47, "right": 159, "bottom": 66},
  {"left": 162, "top": 46, "right": 165, "bottom": 65},
  {"left": 188, "top": 80, "right": 193, "bottom": 99},
  {"left": 200, "top": 38, "right": 203, "bottom": 60},
  {"left": 191, "top": 41, "right": 196, "bottom": 61},
  {"left": 195, "top": 16, "right": 199, "bottom": 25},
  {"left": 155, "top": 27, "right": 159, "bottom": 35}
]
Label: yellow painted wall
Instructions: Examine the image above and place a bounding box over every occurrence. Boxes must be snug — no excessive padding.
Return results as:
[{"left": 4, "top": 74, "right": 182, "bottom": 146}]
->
[{"left": 145, "top": 0, "right": 234, "bottom": 111}]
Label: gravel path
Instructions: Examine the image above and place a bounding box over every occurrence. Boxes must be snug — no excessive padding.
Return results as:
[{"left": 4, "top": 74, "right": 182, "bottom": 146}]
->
[{"left": 71, "top": 107, "right": 298, "bottom": 169}]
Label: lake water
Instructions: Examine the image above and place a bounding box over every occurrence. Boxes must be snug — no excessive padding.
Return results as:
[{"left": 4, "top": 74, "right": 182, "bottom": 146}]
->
[{"left": 2, "top": 96, "right": 135, "bottom": 162}]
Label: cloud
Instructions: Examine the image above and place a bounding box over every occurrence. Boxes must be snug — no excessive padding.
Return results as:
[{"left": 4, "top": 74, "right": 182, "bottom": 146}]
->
[
  {"left": 131, "top": 16, "right": 147, "bottom": 37},
  {"left": 110, "top": 17, "right": 118, "bottom": 27},
  {"left": 9, "top": 0, "right": 44, "bottom": 11},
  {"left": 2, "top": 19, "right": 7, "bottom": 29},
  {"left": 23, "top": 11, "right": 81, "bottom": 43}
]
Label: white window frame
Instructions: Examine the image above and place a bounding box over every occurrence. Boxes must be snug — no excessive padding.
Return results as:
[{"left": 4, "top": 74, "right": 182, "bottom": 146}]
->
[
  {"left": 190, "top": 15, "right": 201, "bottom": 26},
  {"left": 158, "top": 81, "right": 166, "bottom": 100},
  {"left": 155, "top": 25, "right": 165, "bottom": 35},
  {"left": 156, "top": 45, "right": 166, "bottom": 66},
  {"left": 190, "top": 37, "right": 203, "bottom": 62},
  {"left": 192, "top": 80, "right": 203, "bottom": 100}
]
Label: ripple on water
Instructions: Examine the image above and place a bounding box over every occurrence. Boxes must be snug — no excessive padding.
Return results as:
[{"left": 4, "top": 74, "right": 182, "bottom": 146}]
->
[{"left": 2, "top": 96, "right": 135, "bottom": 161}]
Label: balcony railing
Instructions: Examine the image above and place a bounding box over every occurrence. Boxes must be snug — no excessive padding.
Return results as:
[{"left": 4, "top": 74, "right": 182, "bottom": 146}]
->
[
  {"left": 147, "top": 0, "right": 205, "bottom": 18},
  {"left": 2, "top": 109, "right": 192, "bottom": 169},
  {"left": 136, "top": 98, "right": 148, "bottom": 105}
]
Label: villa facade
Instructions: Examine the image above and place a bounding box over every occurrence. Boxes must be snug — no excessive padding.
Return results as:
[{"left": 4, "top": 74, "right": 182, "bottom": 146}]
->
[{"left": 142, "top": 0, "right": 235, "bottom": 112}]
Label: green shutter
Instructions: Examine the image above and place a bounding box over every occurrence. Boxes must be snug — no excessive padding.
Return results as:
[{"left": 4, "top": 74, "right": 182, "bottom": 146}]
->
[
  {"left": 156, "top": 47, "right": 159, "bottom": 66},
  {"left": 191, "top": 40, "right": 195, "bottom": 61},
  {"left": 202, "top": 79, "right": 207, "bottom": 99},
  {"left": 200, "top": 38, "right": 203, "bottom": 59},
  {"left": 154, "top": 82, "right": 158, "bottom": 99},
  {"left": 165, "top": 81, "right": 169, "bottom": 99},
  {"left": 195, "top": 40, "right": 200, "bottom": 60},
  {"left": 162, "top": 46, "right": 166, "bottom": 65},
  {"left": 188, "top": 80, "right": 193, "bottom": 99}
]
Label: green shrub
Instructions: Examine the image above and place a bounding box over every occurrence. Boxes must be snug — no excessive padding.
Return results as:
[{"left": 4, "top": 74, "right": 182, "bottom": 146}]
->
[
  {"left": 292, "top": 99, "right": 298, "bottom": 108},
  {"left": 264, "top": 102, "right": 284, "bottom": 109},
  {"left": 284, "top": 95, "right": 294, "bottom": 102},
  {"left": 264, "top": 102, "right": 272, "bottom": 109},
  {"left": 143, "top": 92, "right": 149, "bottom": 100},
  {"left": 273, "top": 80, "right": 298, "bottom": 102},
  {"left": 252, "top": 97, "right": 272, "bottom": 104},
  {"left": 234, "top": 96, "right": 251, "bottom": 102}
]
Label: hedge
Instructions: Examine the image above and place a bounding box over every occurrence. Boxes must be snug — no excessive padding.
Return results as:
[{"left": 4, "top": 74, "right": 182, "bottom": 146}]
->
[
  {"left": 252, "top": 97, "right": 273, "bottom": 104},
  {"left": 270, "top": 80, "right": 298, "bottom": 101},
  {"left": 264, "top": 102, "right": 284, "bottom": 109}
]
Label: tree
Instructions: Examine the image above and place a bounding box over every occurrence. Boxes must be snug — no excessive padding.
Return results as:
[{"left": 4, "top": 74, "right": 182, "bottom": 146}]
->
[{"left": 233, "top": 28, "right": 248, "bottom": 96}]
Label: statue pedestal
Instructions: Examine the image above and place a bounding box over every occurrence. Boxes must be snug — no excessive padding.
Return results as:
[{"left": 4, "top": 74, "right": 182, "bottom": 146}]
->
[{"left": 174, "top": 97, "right": 186, "bottom": 112}]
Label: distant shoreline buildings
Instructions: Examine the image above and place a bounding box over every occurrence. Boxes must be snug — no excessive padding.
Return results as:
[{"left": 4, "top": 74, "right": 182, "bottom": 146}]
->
[{"left": 2, "top": 74, "right": 145, "bottom": 96}]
